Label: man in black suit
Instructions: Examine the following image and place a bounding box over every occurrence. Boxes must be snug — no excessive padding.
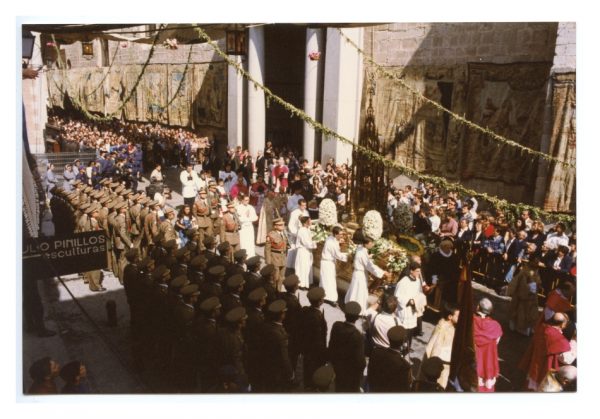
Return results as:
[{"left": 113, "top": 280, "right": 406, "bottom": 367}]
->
[
  {"left": 368, "top": 326, "right": 413, "bottom": 392},
  {"left": 244, "top": 287, "right": 267, "bottom": 392},
  {"left": 194, "top": 296, "right": 221, "bottom": 392},
  {"left": 328, "top": 301, "right": 366, "bottom": 392},
  {"left": 261, "top": 300, "right": 294, "bottom": 392},
  {"left": 279, "top": 275, "right": 302, "bottom": 376},
  {"left": 299, "top": 287, "right": 328, "bottom": 391}
]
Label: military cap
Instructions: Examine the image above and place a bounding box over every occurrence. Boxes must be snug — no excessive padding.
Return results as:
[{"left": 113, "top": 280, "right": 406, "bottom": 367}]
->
[
  {"left": 217, "top": 241, "right": 231, "bottom": 253},
  {"left": 208, "top": 181, "right": 217, "bottom": 187},
  {"left": 106, "top": 200, "right": 116, "bottom": 209},
  {"left": 267, "top": 299, "right": 287, "bottom": 314},
  {"left": 84, "top": 186, "right": 93, "bottom": 193},
  {"left": 72, "top": 179, "right": 82, "bottom": 186},
  {"left": 203, "top": 235, "right": 216, "bottom": 246},
  {"left": 84, "top": 204, "right": 99, "bottom": 214},
  {"left": 114, "top": 201, "right": 127, "bottom": 210},
  {"left": 283, "top": 274, "right": 300, "bottom": 288},
  {"left": 186, "top": 241, "right": 198, "bottom": 253},
  {"left": 109, "top": 182, "right": 120, "bottom": 188},
  {"left": 123, "top": 189, "right": 134, "bottom": 196},
  {"left": 180, "top": 283, "right": 200, "bottom": 297},
  {"left": 175, "top": 247, "right": 191, "bottom": 259},
  {"left": 208, "top": 265, "right": 226, "bottom": 277},
  {"left": 226, "top": 274, "right": 245, "bottom": 289},
  {"left": 67, "top": 191, "right": 78, "bottom": 198},
  {"left": 421, "top": 356, "right": 445, "bottom": 380},
  {"left": 163, "top": 239, "right": 178, "bottom": 250},
  {"left": 114, "top": 185, "right": 125, "bottom": 194},
  {"left": 99, "top": 196, "right": 110, "bottom": 204},
  {"left": 199, "top": 296, "right": 221, "bottom": 312},
  {"left": 312, "top": 365, "right": 335, "bottom": 391},
  {"left": 225, "top": 306, "right": 247, "bottom": 323},
  {"left": 79, "top": 203, "right": 91, "bottom": 211},
  {"left": 245, "top": 256, "right": 261, "bottom": 268},
  {"left": 138, "top": 257, "right": 154, "bottom": 269},
  {"left": 170, "top": 275, "right": 190, "bottom": 289},
  {"left": 151, "top": 265, "right": 170, "bottom": 280},
  {"left": 273, "top": 217, "right": 285, "bottom": 225},
  {"left": 190, "top": 255, "right": 207, "bottom": 269},
  {"left": 99, "top": 179, "right": 111, "bottom": 185},
  {"left": 307, "top": 287, "right": 326, "bottom": 303},
  {"left": 387, "top": 325, "right": 408, "bottom": 344},
  {"left": 164, "top": 206, "right": 175, "bottom": 215},
  {"left": 147, "top": 200, "right": 159, "bottom": 207},
  {"left": 260, "top": 264, "right": 275, "bottom": 277},
  {"left": 140, "top": 196, "right": 151, "bottom": 205},
  {"left": 233, "top": 249, "right": 247, "bottom": 260},
  {"left": 125, "top": 248, "right": 138, "bottom": 261},
  {"left": 344, "top": 301, "right": 362, "bottom": 317},
  {"left": 59, "top": 361, "right": 82, "bottom": 382},
  {"left": 248, "top": 287, "right": 267, "bottom": 303},
  {"left": 132, "top": 193, "right": 141, "bottom": 201}
]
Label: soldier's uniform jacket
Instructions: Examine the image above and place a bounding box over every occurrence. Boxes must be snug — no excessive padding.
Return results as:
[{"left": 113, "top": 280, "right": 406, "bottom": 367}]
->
[
  {"left": 144, "top": 211, "right": 158, "bottom": 245},
  {"left": 193, "top": 198, "right": 212, "bottom": 229},
  {"left": 194, "top": 317, "right": 219, "bottom": 378},
  {"left": 159, "top": 219, "right": 178, "bottom": 243},
  {"left": 76, "top": 213, "right": 91, "bottom": 233},
  {"left": 265, "top": 230, "right": 288, "bottom": 267},
  {"left": 216, "top": 327, "right": 247, "bottom": 386},
  {"left": 298, "top": 306, "right": 327, "bottom": 362},
  {"left": 261, "top": 321, "right": 293, "bottom": 390},
  {"left": 129, "top": 203, "right": 142, "bottom": 236},
  {"left": 244, "top": 307, "right": 265, "bottom": 389},
  {"left": 107, "top": 211, "right": 118, "bottom": 243},
  {"left": 279, "top": 292, "right": 302, "bottom": 349},
  {"left": 222, "top": 212, "right": 240, "bottom": 245},
  {"left": 114, "top": 213, "right": 133, "bottom": 249},
  {"left": 139, "top": 205, "right": 150, "bottom": 235},
  {"left": 221, "top": 293, "right": 243, "bottom": 315},
  {"left": 199, "top": 280, "right": 223, "bottom": 302}
]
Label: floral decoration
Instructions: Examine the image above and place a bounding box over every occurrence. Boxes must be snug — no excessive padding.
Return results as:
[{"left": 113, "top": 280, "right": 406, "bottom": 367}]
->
[
  {"left": 310, "top": 222, "right": 330, "bottom": 244},
  {"left": 362, "top": 210, "right": 383, "bottom": 241},
  {"left": 318, "top": 198, "right": 338, "bottom": 226}
]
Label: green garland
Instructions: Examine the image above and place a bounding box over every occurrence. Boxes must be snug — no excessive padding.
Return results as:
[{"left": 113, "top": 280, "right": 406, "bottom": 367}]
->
[
  {"left": 194, "top": 25, "right": 574, "bottom": 223},
  {"left": 50, "top": 24, "right": 164, "bottom": 122},
  {"left": 337, "top": 29, "right": 575, "bottom": 170}
]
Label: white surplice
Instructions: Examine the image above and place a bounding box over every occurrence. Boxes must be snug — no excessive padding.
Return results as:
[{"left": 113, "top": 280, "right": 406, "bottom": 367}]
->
[
  {"left": 237, "top": 203, "right": 258, "bottom": 257},
  {"left": 344, "top": 245, "right": 384, "bottom": 314},
  {"left": 294, "top": 226, "right": 317, "bottom": 288},
  {"left": 320, "top": 235, "right": 348, "bottom": 302}
]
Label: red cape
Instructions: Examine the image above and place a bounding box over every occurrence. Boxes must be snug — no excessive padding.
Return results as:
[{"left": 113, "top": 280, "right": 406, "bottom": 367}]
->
[
  {"left": 526, "top": 324, "right": 571, "bottom": 384},
  {"left": 473, "top": 315, "right": 503, "bottom": 379}
]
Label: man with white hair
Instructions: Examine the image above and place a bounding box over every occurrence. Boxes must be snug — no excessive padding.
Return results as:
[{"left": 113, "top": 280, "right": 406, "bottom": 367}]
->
[
  {"left": 538, "top": 365, "right": 577, "bottom": 392},
  {"left": 473, "top": 298, "right": 503, "bottom": 392}
]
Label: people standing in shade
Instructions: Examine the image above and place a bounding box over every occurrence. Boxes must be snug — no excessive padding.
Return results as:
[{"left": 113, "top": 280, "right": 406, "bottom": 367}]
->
[
  {"left": 473, "top": 298, "right": 503, "bottom": 392},
  {"left": 368, "top": 326, "right": 413, "bottom": 392},
  {"left": 345, "top": 229, "right": 390, "bottom": 314},
  {"left": 236, "top": 193, "right": 258, "bottom": 257},
  {"left": 320, "top": 226, "right": 348, "bottom": 307},
  {"left": 294, "top": 216, "right": 317, "bottom": 290},
  {"left": 299, "top": 288, "right": 327, "bottom": 391},
  {"left": 28, "top": 357, "right": 60, "bottom": 394}
]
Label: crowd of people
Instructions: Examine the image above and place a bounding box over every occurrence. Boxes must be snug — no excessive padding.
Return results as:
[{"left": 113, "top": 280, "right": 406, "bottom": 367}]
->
[{"left": 27, "top": 357, "right": 90, "bottom": 394}]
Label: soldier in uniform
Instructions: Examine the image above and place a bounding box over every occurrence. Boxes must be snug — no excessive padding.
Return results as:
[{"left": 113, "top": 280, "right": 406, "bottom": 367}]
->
[
  {"left": 173, "top": 283, "right": 201, "bottom": 392},
  {"left": 200, "top": 265, "right": 225, "bottom": 303},
  {"left": 221, "top": 274, "right": 245, "bottom": 314},
  {"left": 106, "top": 201, "right": 119, "bottom": 275},
  {"left": 207, "top": 181, "right": 222, "bottom": 241},
  {"left": 113, "top": 201, "right": 133, "bottom": 284},
  {"left": 244, "top": 287, "right": 267, "bottom": 392},
  {"left": 242, "top": 256, "right": 262, "bottom": 304},
  {"left": 216, "top": 307, "right": 249, "bottom": 392},
  {"left": 327, "top": 301, "right": 365, "bottom": 392},
  {"left": 228, "top": 249, "right": 247, "bottom": 277},
  {"left": 195, "top": 296, "right": 221, "bottom": 392},
  {"left": 368, "top": 326, "right": 413, "bottom": 392},
  {"left": 193, "top": 188, "right": 213, "bottom": 249},
  {"left": 122, "top": 248, "right": 143, "bottom": 370},
  {"left": 259, "top": 264, "right": 278, "bottom": 305},
  {"left": 412, "top": 356, "right": 445, "bottom": 392},
  {"left": 143, "top": 200, "right": 160, "bottom": 255},
  {"left": 172, "top": 247, "right": 191, "bottom": 277},
  {"left": 129, "top": 194, "right": 145, "bottom": 248},
  {"left": 262, "top": 300, "right": 294, "bottom": 393},
  {"left": 201, "top": 236, "right": 219, "bottom": 267},
  {"left": 82, "top": 204, "right": 105, "bottom": 292},
  {"left": 222, "top": 202, "right": 241, "bottom": 253},
  {"left": 265, "top": 217, "right": 288, "bottom": 292},
  {"left": 299, "top": 287, "right": 327, "bottom": 391},
  {"left": 279, "top": 274, "right": 302, "bottom": 375},
  {"left": 216, "top": 241, "right": 233, "bottom": 267},
  {"left": 159, "top": 207, "right": 178, "bottom": 244}
]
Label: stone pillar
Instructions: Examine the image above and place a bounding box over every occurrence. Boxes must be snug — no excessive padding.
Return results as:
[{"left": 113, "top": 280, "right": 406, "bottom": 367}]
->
[
  {"left": 22, "top": 31, "right": 48, "bottom": 154},
  {"left": 247, "top": 26, "right": 266, "bottom": 159},
  {"left": 228, "top": 55, "right": 244, "bottom": 149},
  {"left": 321, "top": 27, "right": 364, "bottom": 166},
  {"left": 302, "top": 28, "right": 324, "bottom": 163}
]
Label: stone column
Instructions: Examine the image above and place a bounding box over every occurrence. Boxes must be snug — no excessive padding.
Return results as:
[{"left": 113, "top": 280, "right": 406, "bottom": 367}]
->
[
  {"left": 321, "top": 27, "right": 364, "bottom": 166},
  {"left": 247, "top": 26, "right": 266, "bottom": 159},
  {"left": 228, "top": 55, "right": 244, "bottom": 149},
  {"left": 302, "top": 28, "right": 324, "bottom": 163},
  {"left": 22, "top": 31, "right": 48, "bottom": 154}
]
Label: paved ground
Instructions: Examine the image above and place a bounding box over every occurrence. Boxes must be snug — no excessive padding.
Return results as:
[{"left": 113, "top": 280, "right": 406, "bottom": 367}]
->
[{"left": 22, "top": 167, "right": 531, "bottom": 393}]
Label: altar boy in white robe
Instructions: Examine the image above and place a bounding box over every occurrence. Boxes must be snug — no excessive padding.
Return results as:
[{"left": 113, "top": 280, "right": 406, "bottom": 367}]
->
[
  {"left": 236, "top": 193, "right": 258, "bottom": 257},
  {"left": 394, "top": 261, "right": 427, "bottom": 351},
  {"left": 294, "top": 216, "right": 317, "bottom": 289},
  {"left": 320, "top": 226, "right": 348, "bottom": 307}
]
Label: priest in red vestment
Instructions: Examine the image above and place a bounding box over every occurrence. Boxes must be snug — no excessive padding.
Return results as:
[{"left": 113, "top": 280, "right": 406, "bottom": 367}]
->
[{"left": 473, "top": 298, "right": 503, "bottom": 392}]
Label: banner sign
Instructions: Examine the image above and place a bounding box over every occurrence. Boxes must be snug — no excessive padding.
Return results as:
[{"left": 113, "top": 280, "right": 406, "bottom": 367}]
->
[{"left": 23, "top": 231, "right": 108, "bottom": 278}]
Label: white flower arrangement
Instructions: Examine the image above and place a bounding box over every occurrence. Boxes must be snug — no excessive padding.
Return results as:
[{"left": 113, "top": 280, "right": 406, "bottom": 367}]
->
[
  {"left": 369, "top": 238, "right": 409, "bottom": 273},
  {"left": 363, "top": 210, "right": 383, "bottom": 241},
  {"left": 310, "top": 223, "right": 330, "bottom": 243},
  {"left": 318, "top": 198, "right": 338, "bottom": 226}
]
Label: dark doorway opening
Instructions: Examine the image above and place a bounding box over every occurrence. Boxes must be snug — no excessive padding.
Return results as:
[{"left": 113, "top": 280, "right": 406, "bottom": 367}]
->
[{"left": 264, "top": 25, "right": 305, "bottom": 155}]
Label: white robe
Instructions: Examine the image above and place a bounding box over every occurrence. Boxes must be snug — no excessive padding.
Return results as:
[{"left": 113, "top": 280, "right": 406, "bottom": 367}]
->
[
  {"left": 394, "top": 275, "right": 426, "bottom": 329},
  {"left": 286, "top": 207, "right": 309, "bottom": 268},
  {"left": 320, "top": 235, "right": 347, "bottom": 302},
  {"left": 345, "top": 246, "right": 384, "bottom": 314},
  {"left": 294, "top": 226, "right": 317, "bottom": 288},
  {"left": 237, "top": 203, "right": 258, "bottom": 257}
]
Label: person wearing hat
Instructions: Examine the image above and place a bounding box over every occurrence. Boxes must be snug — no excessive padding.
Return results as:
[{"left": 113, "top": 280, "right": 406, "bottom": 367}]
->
[
  {"left": 312, "top": 364, "right": 335, "bottom": 392},
  {"left": 413, "top": 356, "right": 445, "bottom": 392},
  {"left": 368, "top": 325, "right": 413, "bottom": 392},
  {"left": 195, "top": 296, "right": 222, "bottom": 392},
  {"left": 193, "top": 188, "right": 214, "bottom": 249},
  {"left": 221, "top": 274, "right": 245, "bottom": 314},
  {"left": 172, "top": 283, "right": 201, "bottom": 392},
  {"left": 113, "top": 201, "right": 134, "bottom": 284},
  {"left": 129, "top": 193, "right": 144, "bottom": 248},
  {"left": 236, "top": 193, "right": 259, "bottom": 258},
  {"left": 259, "top": 264, "right": 278, "bottom": 305},
  {"left": 228, "top": 249, "right": 247, "bottom": 277},
  {"left": 159, "top": 207, "right": 178, "bottom": 244},
  {"left": 216, "top": 307, "right": 249, "bottom": 392},
  {"left": 207, "top": 181, "right": 222, "bottom": 240},
  {"left": 320, "top": 226, "right": 349, "bottom": 306},
  {"left": 201, "top": 235, "right": 219, "bottom": 267},
  {"left": 143, "top": 200, "right": 161, "bottom": 253},
  {"left": 106, "top": 200, "right": 119, "bottom": 275},
  {"left": 59, "top": 361, "right": 90, "bottom": 394},
  {"left": 294, "top": 216, "right": 317, "bottom": 290},
  {"left": 242, "top": 256, "right": 262, "bottom": 301},
  {"left": 261, "top": 299, "right": 293, "bottom": 392},
  {"left": 299, "top": 287, "right": 327, "bottom": 390},
  {"left": 216, "top": 241, "right": 233, "bottom": 267},
  {"left": 188, "top": 255, "right": 207, "bottom": 285},
  {"left": 428, "top": 236, "right": 461, "bottom": 306},
  {"left": 80, "top": 204, "right": 105, "bottom": 292},
  {"left": 327, "top": 301, "right": 365, "bottom": 392},
  {"left": 265, "top": 217, "right": 289, "bottom": 292},
  {"left": 200, "top": 265, "right": 225, "bottom": 302},
  {"left": 279, "top": 275, "right": 302, "bottom": 373},
  {"left": 222, "top": 202, "right": 241, "bottom": 253},
  {"left": 345, "top": 229, "right": 391, "bottom": 314},
  {"left": 244, "top": 287, "right": 267, "bottom": 392}
]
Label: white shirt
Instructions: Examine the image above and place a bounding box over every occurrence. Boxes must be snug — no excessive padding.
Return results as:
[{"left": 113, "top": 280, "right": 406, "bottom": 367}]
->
[
  {"left": 296, "top": 226, "right": 317, "bottom": 250},
  {"left": 546, "top": 233, "right": 569, "bottom": 250},
  {"left": 150, "top": 169, "right": 163, "bottom": 182},
  {"left": 371, "top": 312, "right": 400, "bottom": 348},
  {"left": 237, "top": 203, "right": 258, "bottom": 226},
  {"left": 321, "top": 235, "right": 348, "bottom": 263},
  {"left": 429, "top": 215, "right": 441, "bottom": 233},
  {"left": 180, "top": 169, "right": 202, "bottom": 198},
  {"left": 394, "top": 275, "right": 425, "bottom": 329},
  {"left": 288, "top": 207, "right": 309, "bottom": 237}
]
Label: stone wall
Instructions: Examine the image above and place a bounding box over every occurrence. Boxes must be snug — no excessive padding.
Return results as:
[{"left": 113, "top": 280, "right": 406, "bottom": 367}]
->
[{"left": 361, "top": 23, "right": 565, "bottom": 206}]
